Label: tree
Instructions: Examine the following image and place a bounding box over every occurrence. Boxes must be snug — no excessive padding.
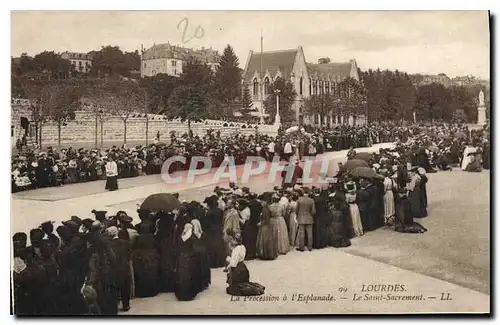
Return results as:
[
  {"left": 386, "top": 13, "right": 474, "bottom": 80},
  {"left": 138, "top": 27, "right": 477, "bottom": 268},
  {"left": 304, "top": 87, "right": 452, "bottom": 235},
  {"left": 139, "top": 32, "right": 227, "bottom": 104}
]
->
[
  {"left": 90, "top": 46, "right": 128, "bottom": 77},
  {"left": 360, "top": 69, "right": 416, "bottom": 122},
  {"left": 139, "top": 73, "right": 179, "bottom": 113},
  {"left": 11, "top": 53, "right": 34, "bottom": 76},
  {"left": 20, "top": 77, "right": 51, "bottom": 147},
  {"left": 167, "top": 84, "right": 209, "bottom": 134},
  {"left": 240, "top": 84, "right": 253, "bottom": 116},
  {"left": 123, "top": 50, "right": 141, "bottom": 72},
  {"left": 44, "top": 82, "right": 82, "bottom": 148},
  {"left": 32, "top": 51, "right": 72, "bottom": 79},
  {"left": 263, "top": 77, "right": 297, "bottom": 124},
  {"left": 414, "top": 82, "right": 452, "bottom": 122},
  {"left": 318, "top": 57, "right": 331, "bottom": 64},
  {"left": 304, "top": 93, "right": 333, "bottom": 127},
  {"left": 165, "top": 59, "right": 214, "bottom": 131},
  {"left": 338, "top": 77, "right": 365, "bottom": 120},
  {"left": 82, "top": 78, "right": 143, "bottom": 146},
  {"left": 214, "top": 45, "right": 241, "bottom": 113}
]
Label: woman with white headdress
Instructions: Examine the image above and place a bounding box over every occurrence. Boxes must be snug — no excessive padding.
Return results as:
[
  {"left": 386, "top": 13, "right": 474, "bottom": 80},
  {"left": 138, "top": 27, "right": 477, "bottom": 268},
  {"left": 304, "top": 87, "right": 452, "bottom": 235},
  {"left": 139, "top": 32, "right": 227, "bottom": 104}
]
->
[
  {"left": 344, "top": 181, "right": 363, "bottom": 237},
  {"left": 380, "top": 168, "right": 395, "bottom": 225},
  {"left": 174, "top": 223, "right": 200, "bottom": 301},
  {"left": 226, "top": 238, "right": 265, "bottom": 297},
  {"left": 191, "top": 219, "right": 211, "bottom": 292}
]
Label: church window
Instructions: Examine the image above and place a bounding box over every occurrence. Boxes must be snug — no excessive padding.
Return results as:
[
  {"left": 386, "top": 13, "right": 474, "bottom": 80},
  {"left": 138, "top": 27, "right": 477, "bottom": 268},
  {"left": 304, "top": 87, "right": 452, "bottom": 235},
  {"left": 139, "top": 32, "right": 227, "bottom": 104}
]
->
[
  {"left": 299, "top": 77, "right": 303, "bottom": 95},
  {"left": 264, "top": 77, "right": 270, "bottom": 95},
  {"left": 253, "top": 78, "right": 259, "bottom": 96}
]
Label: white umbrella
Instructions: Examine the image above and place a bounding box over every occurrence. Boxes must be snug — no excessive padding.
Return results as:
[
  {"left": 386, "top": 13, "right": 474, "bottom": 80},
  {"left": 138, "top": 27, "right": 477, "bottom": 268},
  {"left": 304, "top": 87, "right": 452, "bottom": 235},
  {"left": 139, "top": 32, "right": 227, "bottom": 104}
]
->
[{"left": 285, "top": 126, "right": 300, "bottom": 134}]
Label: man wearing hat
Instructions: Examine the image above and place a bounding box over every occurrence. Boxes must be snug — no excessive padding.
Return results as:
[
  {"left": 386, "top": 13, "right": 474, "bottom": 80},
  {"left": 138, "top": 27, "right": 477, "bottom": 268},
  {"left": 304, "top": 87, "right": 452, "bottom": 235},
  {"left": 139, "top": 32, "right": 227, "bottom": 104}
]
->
[{"left": 40, "top": 221, "right": 59, "bottom": 247}]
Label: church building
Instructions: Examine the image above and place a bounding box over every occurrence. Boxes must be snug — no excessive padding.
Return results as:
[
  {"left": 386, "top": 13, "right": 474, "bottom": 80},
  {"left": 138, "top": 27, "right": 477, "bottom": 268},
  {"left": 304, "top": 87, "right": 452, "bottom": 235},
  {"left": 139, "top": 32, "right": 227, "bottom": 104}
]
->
[{"left": 242, "top": 46, "right": 363, "bottom": 125}]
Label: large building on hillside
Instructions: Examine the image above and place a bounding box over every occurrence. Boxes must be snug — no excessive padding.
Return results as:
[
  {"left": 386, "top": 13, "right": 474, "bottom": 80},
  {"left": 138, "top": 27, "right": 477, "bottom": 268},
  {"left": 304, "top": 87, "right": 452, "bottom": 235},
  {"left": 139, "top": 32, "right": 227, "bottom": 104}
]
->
[
  {"left": 242, "top": 46, "right": 362, "bottom": 125},
  {"left": 60, "top": 51, "right": 93, "bottom": 73},
  {"left": 140, "top": 43, "right": 219, "bottom": 78}
]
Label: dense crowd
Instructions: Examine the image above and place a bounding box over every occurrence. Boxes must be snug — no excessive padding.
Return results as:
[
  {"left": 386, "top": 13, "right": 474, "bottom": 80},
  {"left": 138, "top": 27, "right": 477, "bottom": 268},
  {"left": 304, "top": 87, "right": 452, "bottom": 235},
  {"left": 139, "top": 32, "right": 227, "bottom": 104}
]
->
[
  {"left": 11, "top": 121, "right": 489, "bottom": 315},
  {"left": 11, "top": 124, "right": 396, "bottom": 192}
]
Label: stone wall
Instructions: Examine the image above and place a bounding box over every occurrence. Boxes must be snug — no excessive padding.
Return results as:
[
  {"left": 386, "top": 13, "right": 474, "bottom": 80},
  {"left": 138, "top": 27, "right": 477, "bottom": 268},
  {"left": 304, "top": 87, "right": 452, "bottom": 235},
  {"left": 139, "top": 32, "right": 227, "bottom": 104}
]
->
[{"left": 11, "top": 100, "right": 277, "bottom": 146}]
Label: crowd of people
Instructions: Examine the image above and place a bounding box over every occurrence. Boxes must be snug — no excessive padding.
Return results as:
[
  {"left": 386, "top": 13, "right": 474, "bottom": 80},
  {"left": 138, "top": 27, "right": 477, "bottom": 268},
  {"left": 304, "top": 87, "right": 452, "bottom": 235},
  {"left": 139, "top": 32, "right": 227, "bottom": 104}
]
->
[
  {"left": 11, "top": 121, "right": 490, "bottom": 315},
  {"left": 11, "top": 124, "right": 394, "bottom": 193}
]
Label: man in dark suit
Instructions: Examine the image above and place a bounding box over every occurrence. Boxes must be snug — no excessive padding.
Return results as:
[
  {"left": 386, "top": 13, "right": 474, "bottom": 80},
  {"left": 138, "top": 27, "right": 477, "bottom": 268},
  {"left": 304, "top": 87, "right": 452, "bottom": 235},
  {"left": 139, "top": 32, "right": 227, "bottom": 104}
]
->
[
  {"left": 295, "top": 189, "right": 316, "bottom": 251},
  {"left": 109, "top": 228, "right": 132, "bottom": 312}
]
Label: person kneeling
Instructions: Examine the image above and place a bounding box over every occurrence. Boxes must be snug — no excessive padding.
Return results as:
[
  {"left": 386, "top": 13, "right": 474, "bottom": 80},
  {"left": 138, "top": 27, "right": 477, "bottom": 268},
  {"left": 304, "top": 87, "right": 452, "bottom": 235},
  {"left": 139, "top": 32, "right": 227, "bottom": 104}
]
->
[{"left": 226, "top": 243, "right": 265, "bottom": 297}]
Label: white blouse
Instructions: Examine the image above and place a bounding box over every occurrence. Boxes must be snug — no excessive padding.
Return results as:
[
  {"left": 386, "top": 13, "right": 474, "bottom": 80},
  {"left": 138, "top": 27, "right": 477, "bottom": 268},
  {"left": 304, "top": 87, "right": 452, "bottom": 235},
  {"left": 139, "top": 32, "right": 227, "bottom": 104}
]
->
[{"left": 105, "top": 161, "right": 118, "bottom": 177}]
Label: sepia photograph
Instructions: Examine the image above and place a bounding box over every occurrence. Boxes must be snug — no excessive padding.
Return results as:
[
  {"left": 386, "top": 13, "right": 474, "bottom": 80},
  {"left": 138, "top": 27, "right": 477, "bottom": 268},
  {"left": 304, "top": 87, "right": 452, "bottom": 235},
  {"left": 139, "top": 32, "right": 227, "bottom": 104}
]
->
[{"left": 9, "top": 10, "right": 491, "bottom": 316}]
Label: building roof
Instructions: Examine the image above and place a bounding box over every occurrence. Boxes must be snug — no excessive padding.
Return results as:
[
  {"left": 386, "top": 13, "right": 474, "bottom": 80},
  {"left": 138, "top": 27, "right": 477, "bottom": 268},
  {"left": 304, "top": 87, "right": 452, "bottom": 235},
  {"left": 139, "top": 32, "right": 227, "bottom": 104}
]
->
[
  {"left": 62, "top": 51, "right": 93, "bottom": 61},
  {"left": 306, "top": 61, "right": 354, "bottom": 79},
  {"left": 142, "top": 43, "right": 219, "bottom": 63},
  {"left": 244, "top": 49, "right": 298, "bottom": 81}
]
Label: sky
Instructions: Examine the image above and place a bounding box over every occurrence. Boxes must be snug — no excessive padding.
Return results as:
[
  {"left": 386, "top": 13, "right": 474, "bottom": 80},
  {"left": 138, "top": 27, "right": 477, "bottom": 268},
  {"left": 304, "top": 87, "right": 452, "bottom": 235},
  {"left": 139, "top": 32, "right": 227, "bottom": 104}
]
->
[{"left": 11, "top": 11, "right": 490, "bottom": 79}]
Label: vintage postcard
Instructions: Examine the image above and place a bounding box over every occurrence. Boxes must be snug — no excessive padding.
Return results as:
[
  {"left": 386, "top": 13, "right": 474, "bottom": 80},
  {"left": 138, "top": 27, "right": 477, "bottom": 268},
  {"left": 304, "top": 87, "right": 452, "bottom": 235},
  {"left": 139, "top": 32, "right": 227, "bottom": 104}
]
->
[{"left": 10, "top": 10, "right": 490, "bottom": 315}]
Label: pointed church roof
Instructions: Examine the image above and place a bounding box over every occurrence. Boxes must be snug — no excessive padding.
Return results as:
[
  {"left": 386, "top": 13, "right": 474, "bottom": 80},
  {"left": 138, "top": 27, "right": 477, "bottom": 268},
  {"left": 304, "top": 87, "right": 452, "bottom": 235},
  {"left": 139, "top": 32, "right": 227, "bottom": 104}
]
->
[{"left": 243, "top": 49, "right": 298, "bottom": 81}]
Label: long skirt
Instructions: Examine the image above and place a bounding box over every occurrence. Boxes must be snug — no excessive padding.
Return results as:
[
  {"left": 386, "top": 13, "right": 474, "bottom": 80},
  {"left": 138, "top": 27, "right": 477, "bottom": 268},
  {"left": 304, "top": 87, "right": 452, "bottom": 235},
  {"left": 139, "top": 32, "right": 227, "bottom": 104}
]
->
[
  {"left": 242, "top": 224, "right": 259, "bottom": 261},
  {"left": 383, "top": 190, "right": 395, "bottom": 223},
  {"left": 105, "top": 176, "right": 118, "bottom": 191},
  {"left": 256, "top": 222, "right": 279, "bottom": 260},
  {"left": 206, "top": 228, "right": 228, "bottom": 267},
  {"left": 276, "top": 217, "right": 290, "bottom": 254},
  {"left": 288, "top": 212, "right": 299, "bottom": 247},
  {"left": 349, "top": 204, "right": 363, "bottom": 237}
]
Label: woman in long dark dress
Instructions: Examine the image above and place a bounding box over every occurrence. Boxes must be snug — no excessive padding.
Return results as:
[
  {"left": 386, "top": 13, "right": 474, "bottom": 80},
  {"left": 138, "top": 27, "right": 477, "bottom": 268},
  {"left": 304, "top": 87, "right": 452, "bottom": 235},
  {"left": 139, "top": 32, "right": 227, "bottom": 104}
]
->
[
  {"left": 356, "top": 180, "right": 371, "bottom": 231},
  {"left": 204, "top": 195, "right": 226, "bottom": 268},
  {"left": 326, "top": 192, "right": 351, "bottom": 248},
  {"left": 104, "top": 156, "right": 119, "bottom": 191},
  {"left": 133, "top": 223, "right": 160, "bottom": 298},
  {"left": 226, "top": 243, "right": 265, "bottom": 296},
  {"left": 417, "top": 168, "right": 428, "bottom": 218},
  {"left": 156, "top": 211, "right": 177, "bottom": 293},
  {"left": 191, "top": 219, "right": 211, "bottom": 291},
  {"left": 243, "top": 193, "right": 262, "bottom": 260},
  {"left": 174, "top": 223, "right": 200, "bottom": 301},
  {"left": 408, "top": 168, "right": 423, "bottom": 219},
  {"left": 312, "top": 189, "right": 329, "bottom": 249},
  {"left": 256, "top": 195, "right": 279, "bottom": 260},
  {"left": 84, "top": 229, "right": 118, "bottom": 315}
]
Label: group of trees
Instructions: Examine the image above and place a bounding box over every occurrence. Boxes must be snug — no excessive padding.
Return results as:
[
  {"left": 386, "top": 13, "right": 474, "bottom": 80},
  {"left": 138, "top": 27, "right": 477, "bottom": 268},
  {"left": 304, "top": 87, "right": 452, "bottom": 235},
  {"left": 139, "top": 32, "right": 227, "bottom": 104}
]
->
[
  {"left": 12, "top": 44, "right": 245, "bottom": 147},
  {"left": 360, "top": 68, "right": 489, "bottom": 123}
]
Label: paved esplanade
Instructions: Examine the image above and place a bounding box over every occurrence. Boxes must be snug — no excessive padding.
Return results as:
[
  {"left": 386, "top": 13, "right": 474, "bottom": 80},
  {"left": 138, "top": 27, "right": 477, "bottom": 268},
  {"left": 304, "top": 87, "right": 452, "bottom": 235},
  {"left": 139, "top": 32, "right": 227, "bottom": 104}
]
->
[{"left": 11, "top": 144, "right": 490, "bottom": 314}]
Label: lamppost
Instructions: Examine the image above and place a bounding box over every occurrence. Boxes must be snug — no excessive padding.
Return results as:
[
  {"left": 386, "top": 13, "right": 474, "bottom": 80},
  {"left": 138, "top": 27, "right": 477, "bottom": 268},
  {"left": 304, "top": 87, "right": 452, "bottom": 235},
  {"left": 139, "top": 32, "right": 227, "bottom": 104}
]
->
[{"left": 274, "top": 89, "right": 281, "bottom": 127}]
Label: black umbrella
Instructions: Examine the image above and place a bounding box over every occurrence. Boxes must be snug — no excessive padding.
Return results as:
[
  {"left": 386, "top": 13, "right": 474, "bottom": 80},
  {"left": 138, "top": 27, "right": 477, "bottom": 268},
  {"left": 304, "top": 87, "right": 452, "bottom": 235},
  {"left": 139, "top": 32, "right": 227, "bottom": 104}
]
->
[
  {"left": 341, "top": 159, "right": 370, "bottom": 171},
  {"left": 140, "top": 193, "right": 181, "bottom": 213},
  {"left": 353, "top": 152, "right": 373, "bottom": 163},
  {"left": 350, "top": 166, "right": 383, "bottom": 179}
]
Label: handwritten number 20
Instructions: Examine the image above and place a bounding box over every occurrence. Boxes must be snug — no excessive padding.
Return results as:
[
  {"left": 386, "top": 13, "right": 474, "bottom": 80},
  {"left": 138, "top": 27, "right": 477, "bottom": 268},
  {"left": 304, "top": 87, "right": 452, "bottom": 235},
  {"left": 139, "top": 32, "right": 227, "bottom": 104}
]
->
[{"left": 177, "top": 18, "right": 204, "bottom": 44}]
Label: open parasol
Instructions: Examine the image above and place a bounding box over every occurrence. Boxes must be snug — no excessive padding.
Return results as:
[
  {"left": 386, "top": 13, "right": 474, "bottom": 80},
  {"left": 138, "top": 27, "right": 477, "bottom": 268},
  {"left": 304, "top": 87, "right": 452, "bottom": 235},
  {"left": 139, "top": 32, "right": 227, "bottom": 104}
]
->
[
  {"left": 353, "top": 152, "right": 373, "bottom": 163},
  {"left": 455, "top": 131, "right": 467, "bottom": 139},
  {"left": 285, "top": 126, "right": 300, "bottom": 134},
  {"left": 341, "top": 159, "right": 370, "bottom": 171},
  {"left": 140, "top": 193, "right": 181, "bottom": 213},
  {"left": 350, "top": 166, "right": 382, "bottom": 179}
]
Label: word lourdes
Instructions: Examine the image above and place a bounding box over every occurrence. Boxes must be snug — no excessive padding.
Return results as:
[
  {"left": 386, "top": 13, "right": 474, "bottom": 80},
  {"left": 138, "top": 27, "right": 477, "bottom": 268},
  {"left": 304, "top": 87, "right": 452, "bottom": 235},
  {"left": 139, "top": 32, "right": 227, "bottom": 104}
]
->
[{"left": 160, "top": 156, "right": 332, "bottom": 185}]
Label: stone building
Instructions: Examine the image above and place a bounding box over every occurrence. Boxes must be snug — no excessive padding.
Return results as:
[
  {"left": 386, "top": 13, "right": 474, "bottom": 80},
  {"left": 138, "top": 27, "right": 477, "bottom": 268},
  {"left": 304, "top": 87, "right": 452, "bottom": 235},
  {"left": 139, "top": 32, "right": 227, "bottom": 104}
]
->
[
  {"left": 140, "top": 43, "right": 219, "bottom": 78},
  {"left": 60, "top": 51, "right": 93, "bottom": 73},
  {"left": 242, "top": 46, "right": 362, "bottom": 126}
]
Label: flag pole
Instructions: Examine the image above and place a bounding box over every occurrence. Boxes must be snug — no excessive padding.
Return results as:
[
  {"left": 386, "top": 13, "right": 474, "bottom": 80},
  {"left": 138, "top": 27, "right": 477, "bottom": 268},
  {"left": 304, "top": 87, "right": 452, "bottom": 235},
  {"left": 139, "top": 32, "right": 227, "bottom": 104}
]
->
[{"left": 260, "top": 29, "right": 264, "bottom": 124}]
